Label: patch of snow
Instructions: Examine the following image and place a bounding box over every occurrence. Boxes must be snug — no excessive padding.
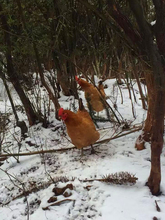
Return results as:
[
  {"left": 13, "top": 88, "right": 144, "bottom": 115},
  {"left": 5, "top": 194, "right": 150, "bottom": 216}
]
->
[{"left": 0, "top": 77, "right": 165, "bottom": 220}]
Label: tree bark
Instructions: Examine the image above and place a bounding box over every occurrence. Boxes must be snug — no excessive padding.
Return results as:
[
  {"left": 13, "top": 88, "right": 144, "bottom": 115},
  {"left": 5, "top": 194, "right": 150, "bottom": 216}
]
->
[
  {"left": 135, "top": 68, "right": 155, "bottom": 150},
  {"left": 33, "top": 43, "right": 61, "bottom": 117},
  {"left": 86, "top": 0, "right": 165, "bottom": 195},
  {"left": 128, "top": 0, "right": 165, "bottom": 196},
  {"left": 15, "top": 0, "right": 61, "bottom": 120},
  {"left": 0, "top": 72, "right": 28, "bottom": 138},
  {"left": 146, "top": 88, "right": 164, "bottom": 195},
  {"left": 142, "top": 71, "right": 155, "bottom": 141},
  {"left": 0, "top": 4, "right": 42, "bottom": 126},
  {"left": 132, "top": 62, "right": 147, "bottom": 110}
]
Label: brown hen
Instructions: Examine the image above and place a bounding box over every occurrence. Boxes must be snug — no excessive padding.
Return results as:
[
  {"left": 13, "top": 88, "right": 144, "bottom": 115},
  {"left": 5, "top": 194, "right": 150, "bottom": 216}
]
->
[
  {"left": 58, "top": 99, "right": 100, "bottom": 155},
  {"left": 75, "top": 76, "right": 106, "bottom": 112}
]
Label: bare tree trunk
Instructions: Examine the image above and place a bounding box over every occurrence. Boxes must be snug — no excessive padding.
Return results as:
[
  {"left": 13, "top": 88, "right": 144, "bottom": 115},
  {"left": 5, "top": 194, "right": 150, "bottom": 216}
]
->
[
  {"left": 0, "top": 4, "right": 42, "bottom": 126},
  {"left": 128, "top": 0, "right": 165, "bottom": 196},
  {"left": 131, "top": 61, "right": 147, "bottom": 110},
  {"left": 146, "top": 88, "right": 164, "bottom": 195},
  {"left": 135, "top": 69, "right": 154, "bottom": 150},
  {"left": 33, "top": 44, "right": 61, "bottom": 118},
  {"left": 142, "top": 71, "right": 155, "bottom": 141},
  {"left": 56, "top": 62, "right": 72, "bottom": 96},
  {"left": 54, "top": 54, "right": 78, "bottom": 98},
  {"left": 91, "top": 0, "right": 165, "bottom": 195},
  {"left": 0, "top": 72, "right": 28, "bottom": 138},
  {"left": 15, "top": 0, "right": 61, "bottom": 120}
]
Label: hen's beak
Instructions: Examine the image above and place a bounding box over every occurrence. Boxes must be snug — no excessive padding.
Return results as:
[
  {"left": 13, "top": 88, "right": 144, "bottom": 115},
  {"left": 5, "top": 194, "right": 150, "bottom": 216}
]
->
[{"left": 58, "top": 114, "right": 62, "bottom": 120}]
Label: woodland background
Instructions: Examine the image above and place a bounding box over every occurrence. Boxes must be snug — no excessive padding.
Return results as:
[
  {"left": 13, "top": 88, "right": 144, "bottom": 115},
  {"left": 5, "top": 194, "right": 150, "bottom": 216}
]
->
[{"left": 0, "top": 0, "right": 165, "bottom": 205}]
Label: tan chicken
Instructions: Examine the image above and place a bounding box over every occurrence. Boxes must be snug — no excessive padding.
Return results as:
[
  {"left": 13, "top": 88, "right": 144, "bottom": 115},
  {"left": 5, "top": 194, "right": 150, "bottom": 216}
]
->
[
  {"left": 58, "top": 99, "right": 100, "bottom": 155},
  {"left": 75, "top": 76, "right": 106, "bottom": 112}
]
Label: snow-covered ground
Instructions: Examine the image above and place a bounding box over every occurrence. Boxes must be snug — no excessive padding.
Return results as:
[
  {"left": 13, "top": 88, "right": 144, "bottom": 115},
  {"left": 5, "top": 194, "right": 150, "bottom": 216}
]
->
[{"left": 0, "top": 77, "right": 165, "bottom": 220}]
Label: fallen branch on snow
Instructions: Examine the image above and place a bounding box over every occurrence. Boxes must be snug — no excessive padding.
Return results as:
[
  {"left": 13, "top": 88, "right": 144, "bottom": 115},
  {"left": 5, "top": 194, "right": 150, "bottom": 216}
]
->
[
  {"left": 0, "top": 171, "right": 138, "bottom": 206},
  {"left": 95, "top": 125, "right": 142, "bottom": 146},
  {"left": 0, "top": 126, "right": 142, "bottom": 158},
  {"left": 83, "top": 172, "right": 138, "bottom": 185},
  {"left": 42, "top": 199, "right": 75, "bottom": 210}
]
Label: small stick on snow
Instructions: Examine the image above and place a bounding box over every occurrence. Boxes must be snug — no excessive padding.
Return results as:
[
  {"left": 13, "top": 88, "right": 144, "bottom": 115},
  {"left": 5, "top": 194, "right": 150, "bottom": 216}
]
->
[
  {"left": 155, "top": 200, "right": 161, "bottom": 212},
  {"left": 42, "top": 199, "right": 75, "bottom": 210}
]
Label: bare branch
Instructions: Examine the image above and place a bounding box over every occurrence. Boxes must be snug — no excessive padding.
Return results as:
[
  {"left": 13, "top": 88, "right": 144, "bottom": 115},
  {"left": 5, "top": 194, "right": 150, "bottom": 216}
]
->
[{"left": 0, "top": 126, "right": 142, "bottom": 158}]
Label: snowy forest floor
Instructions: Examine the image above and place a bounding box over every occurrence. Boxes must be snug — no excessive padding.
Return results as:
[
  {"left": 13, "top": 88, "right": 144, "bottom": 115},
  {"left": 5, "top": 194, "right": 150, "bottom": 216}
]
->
[{"left": 0, "top": 78, "right": 165, "bottom": 220}]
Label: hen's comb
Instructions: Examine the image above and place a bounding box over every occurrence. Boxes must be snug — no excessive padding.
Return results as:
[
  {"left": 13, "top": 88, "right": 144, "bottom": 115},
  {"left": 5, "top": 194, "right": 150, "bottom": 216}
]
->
[
  {"left": 75, "top": 75, "right": 79, "bottom": 81},
  {"left": 58, "top": 108, "right": 64, "bottom": 116}
]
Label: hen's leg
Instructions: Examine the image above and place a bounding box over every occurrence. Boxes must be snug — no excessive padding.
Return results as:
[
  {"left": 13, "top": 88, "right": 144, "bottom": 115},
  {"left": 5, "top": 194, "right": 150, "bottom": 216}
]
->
[
  {"left": 90, "top": 145, "right": 101, "bottom": 154},
  {"left": 91, "top": 145, "right": 95, "bottom": 154},
  {"left": 81, "top": 148, "right": 84, "bottom": 156}
]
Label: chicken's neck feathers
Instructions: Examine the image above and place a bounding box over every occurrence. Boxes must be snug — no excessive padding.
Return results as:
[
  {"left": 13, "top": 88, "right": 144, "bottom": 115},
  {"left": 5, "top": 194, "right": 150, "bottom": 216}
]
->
[{"left": 64, "top": 110, "right": 82, "bottom": 126}]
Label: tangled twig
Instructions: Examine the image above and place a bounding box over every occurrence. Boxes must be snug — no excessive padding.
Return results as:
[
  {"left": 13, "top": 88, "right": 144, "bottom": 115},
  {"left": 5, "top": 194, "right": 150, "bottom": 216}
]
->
[{"left": 0, "top": 126, "right": 142, "bottom": 158}]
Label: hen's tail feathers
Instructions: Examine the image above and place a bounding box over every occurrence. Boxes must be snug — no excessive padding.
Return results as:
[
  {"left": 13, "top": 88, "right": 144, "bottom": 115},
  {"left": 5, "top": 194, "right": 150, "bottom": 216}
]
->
[{"left": 78, "top": 98, "right": 85, "bottom": 111}]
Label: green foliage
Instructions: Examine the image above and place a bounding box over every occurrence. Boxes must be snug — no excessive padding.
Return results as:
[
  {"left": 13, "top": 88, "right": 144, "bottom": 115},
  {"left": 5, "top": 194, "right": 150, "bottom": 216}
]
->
[{"left": 0, "top": 0, "right": 156, "bottom": 82}]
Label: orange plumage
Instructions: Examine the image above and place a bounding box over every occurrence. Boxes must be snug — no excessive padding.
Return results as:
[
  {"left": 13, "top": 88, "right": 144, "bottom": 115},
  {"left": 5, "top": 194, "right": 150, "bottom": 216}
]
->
[
  {"left": 75, "top": 76, "right": 106, "bottom": 112},
  {"left": 58, "top": 100, "right": 100, "bottom": 154}
]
